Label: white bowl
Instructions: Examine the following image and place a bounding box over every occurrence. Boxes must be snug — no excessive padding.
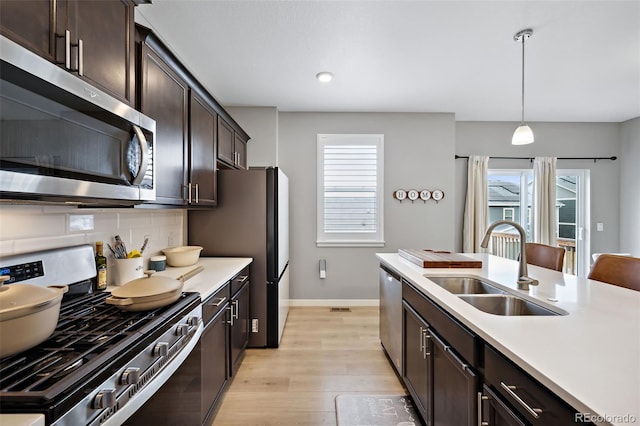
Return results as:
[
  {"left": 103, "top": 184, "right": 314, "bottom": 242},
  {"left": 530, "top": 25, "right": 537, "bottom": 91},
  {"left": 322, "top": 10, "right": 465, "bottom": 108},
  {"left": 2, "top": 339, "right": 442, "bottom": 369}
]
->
[{"left": 162, "top": 246, "right": 203, "bottom": 267}]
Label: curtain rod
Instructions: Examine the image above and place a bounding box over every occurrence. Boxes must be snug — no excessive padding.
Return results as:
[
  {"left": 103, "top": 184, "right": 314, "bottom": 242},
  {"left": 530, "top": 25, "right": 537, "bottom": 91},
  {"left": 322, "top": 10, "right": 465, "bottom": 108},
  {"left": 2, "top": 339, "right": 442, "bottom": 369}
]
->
[{"left": 454, "top": 155, "right": 617, "bottom": 163}]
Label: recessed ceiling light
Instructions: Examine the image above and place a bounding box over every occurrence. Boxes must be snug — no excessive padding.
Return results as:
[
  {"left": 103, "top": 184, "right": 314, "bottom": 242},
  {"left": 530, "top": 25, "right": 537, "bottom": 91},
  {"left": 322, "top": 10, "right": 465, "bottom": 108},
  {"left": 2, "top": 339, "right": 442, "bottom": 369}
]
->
[{"left": 316, "top": 71, "right": 334, "bottom": 83}]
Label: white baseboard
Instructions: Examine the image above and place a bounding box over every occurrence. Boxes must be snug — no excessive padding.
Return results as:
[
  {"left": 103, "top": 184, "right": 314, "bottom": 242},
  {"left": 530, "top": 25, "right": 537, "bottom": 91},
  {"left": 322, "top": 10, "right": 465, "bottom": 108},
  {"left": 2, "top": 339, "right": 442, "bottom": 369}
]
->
[{"left": 289, "top": 299, "right": 379, "bottom": 307}]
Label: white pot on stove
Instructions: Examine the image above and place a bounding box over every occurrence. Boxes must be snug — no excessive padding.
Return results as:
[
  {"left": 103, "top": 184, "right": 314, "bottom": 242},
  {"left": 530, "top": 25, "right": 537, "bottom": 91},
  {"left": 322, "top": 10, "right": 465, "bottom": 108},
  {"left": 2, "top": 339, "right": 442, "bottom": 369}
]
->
[{"left": 0, "top": 275, "right": 68, "bottom": 358}]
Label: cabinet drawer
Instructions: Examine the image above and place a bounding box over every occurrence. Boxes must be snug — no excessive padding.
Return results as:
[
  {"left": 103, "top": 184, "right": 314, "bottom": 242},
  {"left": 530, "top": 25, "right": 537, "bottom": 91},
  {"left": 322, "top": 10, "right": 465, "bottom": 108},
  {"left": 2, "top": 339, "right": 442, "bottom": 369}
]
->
[
  {"left": 484, "top": 345, "right": 585, "bottom": 425},
  {"left": 231, "top": 266, "right": 250, "bottom": 296},
  {"left": 202, "top": 283, "right": 230, "bottom": 325},
  {"left": 403, "top": 281, "right": 479, "bottom": 366}
]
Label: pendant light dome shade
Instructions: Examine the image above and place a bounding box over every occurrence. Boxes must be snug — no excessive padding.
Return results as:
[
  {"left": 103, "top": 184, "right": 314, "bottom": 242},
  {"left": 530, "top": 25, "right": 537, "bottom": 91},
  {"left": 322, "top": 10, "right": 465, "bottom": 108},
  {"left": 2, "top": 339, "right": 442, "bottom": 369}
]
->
[
  {"left": 512, "top": 124, "right": 534, "bottom": 145},
  {"left": 512, "top": 29, "right": 534, "bottom": 145}
]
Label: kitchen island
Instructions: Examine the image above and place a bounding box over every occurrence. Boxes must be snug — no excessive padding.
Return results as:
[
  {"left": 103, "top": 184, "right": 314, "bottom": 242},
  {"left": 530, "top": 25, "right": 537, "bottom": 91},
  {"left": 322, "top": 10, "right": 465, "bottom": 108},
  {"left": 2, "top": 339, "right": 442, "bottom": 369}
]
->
[{"left": 377, "top": 252, "right": 640, "bottom": 426}]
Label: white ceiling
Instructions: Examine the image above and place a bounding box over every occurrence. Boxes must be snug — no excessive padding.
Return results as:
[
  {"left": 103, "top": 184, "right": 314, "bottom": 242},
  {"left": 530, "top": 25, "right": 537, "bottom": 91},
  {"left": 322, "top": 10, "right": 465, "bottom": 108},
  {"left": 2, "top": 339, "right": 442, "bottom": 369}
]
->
[{"left": 136, "top": 0, "right": 640, "bottom": 123}]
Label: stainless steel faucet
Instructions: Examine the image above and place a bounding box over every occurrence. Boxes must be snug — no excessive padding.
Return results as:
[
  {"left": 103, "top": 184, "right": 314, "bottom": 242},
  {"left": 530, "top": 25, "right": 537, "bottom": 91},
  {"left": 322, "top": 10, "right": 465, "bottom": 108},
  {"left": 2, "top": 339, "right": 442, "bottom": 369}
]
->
[{"left": 480, "top": 220, "right": 539, "bottom": 290}]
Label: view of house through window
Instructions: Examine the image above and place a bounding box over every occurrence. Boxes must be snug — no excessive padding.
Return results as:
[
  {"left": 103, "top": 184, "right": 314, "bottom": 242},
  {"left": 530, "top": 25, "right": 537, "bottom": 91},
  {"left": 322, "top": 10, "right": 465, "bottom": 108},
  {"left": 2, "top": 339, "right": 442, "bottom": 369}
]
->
[
  {"left": 488, "top": 169, "right": 590, "bottom": 276},
  {"left": 316, "top": 134, "right": 384, "bottom": 247}
]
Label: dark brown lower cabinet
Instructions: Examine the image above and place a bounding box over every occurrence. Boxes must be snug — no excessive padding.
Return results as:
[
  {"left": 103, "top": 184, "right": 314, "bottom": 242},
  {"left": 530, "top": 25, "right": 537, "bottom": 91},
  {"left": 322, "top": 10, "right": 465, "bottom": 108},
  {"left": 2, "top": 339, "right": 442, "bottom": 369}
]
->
[
  {"left": 229, "top": 281, "right": 250, "bottom": 377},
  {"left": 431, "top": 330, "right": 478, "bottom": 426},
  {"left": 483, "top": 345, "right": 592, "bottom": 426},
  {"left": 403, "top": 302, "right": 433, "bottom": 424},
  {"left": 201, "top": 301, "right": 229, "bottom": 425},
  {"left": 480, "top": 385, "right": 527, "bottom": 426}
]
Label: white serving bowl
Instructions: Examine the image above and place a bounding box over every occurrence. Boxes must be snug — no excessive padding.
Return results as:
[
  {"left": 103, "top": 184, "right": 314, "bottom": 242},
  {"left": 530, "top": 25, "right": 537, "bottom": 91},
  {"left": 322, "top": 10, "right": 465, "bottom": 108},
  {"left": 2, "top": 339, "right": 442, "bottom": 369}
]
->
[{"left": 162, "top": 246, "right": 203, "bottom": 267}]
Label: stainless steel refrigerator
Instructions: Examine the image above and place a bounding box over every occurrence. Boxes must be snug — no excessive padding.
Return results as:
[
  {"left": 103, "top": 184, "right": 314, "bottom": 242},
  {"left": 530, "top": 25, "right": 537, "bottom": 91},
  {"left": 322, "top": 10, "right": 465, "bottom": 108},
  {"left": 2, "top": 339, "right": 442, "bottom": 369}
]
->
[{"left": 188, "top": 167, "right": 289, "bottom": 348}]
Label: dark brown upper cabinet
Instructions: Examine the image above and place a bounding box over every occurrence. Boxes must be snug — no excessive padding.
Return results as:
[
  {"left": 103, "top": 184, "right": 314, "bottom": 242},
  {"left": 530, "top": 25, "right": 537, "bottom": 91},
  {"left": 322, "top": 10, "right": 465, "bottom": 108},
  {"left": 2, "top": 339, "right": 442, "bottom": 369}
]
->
[
  {"left": 0, "top": 0, "right": 136, "bottom": 105},
  {"left": 139, "top": 42, "right": 189, "bottom": 205},
  {"left": 138, "top": 25, "right": 225, "bottom": 207},
  {"left": 218, "top": 117, "right": 248, "bottom": 170},
  {"left": 190, "top": 91, "right": 218, "bottom": 206}
]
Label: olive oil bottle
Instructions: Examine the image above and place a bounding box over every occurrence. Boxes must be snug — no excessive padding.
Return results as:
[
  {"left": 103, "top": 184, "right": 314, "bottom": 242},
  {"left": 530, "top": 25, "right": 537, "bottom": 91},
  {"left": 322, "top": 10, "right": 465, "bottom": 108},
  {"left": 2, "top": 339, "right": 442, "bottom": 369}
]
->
[{"left": 95, "top": 241, "right": 108, "bottom": 291}]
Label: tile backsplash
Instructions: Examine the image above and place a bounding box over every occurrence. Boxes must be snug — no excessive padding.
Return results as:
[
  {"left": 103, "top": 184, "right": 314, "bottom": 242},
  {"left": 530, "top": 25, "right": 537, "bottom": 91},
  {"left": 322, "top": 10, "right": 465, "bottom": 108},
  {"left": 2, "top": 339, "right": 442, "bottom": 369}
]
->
[{"left": 0, "top": 205, "right": 186, "bottom": 285}]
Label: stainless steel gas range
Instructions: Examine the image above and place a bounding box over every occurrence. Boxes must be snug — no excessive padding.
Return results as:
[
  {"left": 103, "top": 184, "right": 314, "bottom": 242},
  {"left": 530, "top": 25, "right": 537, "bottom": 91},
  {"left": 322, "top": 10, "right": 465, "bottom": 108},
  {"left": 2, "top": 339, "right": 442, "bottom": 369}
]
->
[{"left": 0, "top": 245, "right": 203, "bottom": 425}]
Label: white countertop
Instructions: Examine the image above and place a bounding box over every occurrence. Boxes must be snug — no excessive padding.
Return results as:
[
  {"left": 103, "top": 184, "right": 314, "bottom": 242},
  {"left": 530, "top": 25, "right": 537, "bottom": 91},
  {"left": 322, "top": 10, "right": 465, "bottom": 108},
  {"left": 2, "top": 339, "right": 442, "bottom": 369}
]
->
[
  {"left": 377, "top": 252, "right": 640, "bottom": 426},
  {"left": 107, "top": 257, "right": 253, "bottom": 300}
]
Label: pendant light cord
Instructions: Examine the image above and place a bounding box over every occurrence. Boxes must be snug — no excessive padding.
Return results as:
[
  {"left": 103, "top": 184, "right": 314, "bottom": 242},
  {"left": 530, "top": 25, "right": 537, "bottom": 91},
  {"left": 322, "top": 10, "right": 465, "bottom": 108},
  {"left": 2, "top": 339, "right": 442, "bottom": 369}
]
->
[
  {"left": 515, "top": 29, "right": 533, "bottom": 125},
  {"left": 520, "top": 33, "right": 525, "bottom": 124}
]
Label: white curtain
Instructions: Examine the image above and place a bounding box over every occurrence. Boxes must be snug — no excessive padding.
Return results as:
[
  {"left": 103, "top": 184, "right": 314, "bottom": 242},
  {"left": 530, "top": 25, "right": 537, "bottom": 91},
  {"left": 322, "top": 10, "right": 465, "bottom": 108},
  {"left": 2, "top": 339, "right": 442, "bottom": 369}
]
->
[
  {"left": 463, "top": 155, "right": 489, "bottom": 252},
  {"left": 532, "top": 156, "right": 557, "bottom": 245}
]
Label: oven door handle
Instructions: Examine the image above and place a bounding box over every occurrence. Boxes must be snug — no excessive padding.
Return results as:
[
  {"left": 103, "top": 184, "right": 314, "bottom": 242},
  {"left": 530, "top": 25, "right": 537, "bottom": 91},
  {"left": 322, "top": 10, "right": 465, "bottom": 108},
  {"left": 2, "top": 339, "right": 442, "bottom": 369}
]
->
[{"left": 100, "top": 320, "right": 204, "bottom": 426}]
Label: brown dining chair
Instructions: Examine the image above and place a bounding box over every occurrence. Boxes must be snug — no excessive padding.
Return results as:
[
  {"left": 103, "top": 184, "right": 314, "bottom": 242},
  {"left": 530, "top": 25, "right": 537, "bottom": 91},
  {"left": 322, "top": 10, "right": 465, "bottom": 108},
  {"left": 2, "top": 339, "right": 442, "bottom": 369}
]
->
[
  {"left": 524, "top": 243, "right": 565, "bottom": 272},
  {"left": 587, "top": 254, "right": 640, "bottom": 291}
]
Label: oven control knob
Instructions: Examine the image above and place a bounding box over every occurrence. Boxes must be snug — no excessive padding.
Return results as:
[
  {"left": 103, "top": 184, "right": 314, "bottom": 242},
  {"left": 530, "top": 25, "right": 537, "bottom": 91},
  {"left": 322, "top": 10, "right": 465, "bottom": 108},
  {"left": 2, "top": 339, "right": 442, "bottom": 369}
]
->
[
  {"left": 153, "top": 342, "right": 169, "bottom": 357},
  {"left": 120, "top": 367, "right": 140, "bottom": 385},
  {"left": 176, "top": 324, "right": 189, "bottom": 336},
  {"left": 187, "top": 316, "right": 199, "bottom": 327},
  {"left": 93, "top": 389, "right": 116, "bottom": 409}
]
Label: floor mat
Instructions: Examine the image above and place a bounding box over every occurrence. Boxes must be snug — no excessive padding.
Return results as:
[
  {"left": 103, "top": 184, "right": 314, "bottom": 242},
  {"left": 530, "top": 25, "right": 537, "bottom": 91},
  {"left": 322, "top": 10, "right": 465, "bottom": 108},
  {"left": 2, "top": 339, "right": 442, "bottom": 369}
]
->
[{"left": 335, "top": 394, "right": 421, "bottom": 426}]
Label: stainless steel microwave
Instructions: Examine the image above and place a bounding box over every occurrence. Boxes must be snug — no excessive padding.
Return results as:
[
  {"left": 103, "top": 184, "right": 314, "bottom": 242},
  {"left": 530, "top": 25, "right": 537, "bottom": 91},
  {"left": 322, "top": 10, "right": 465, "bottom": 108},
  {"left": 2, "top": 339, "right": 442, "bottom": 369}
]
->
[{"left": 0, "top": 35, "right": 155, "bottom": 204}]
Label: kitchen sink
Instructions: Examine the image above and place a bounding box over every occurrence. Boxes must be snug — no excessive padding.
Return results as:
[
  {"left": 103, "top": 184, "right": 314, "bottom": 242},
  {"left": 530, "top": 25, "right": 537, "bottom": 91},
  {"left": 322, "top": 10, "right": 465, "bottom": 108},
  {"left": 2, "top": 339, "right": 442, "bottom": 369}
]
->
[
  {"left": 425, "top": 276, "right": 506, "bottom": 295},
  {"left": 458, "top": 295, "right": 565, "bottom": 316},
  {"left": 424, "top": 275, "right": 567, "bottom": 316}
]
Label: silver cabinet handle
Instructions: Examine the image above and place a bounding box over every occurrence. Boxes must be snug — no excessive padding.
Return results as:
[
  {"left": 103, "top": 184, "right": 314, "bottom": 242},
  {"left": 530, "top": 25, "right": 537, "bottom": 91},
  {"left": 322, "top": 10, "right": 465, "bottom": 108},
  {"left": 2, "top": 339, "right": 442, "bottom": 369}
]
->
[
  {"left": 65, "top": 29, "right": 71, "bottom": 69},
  {"left": 419, "top": 326, "right": 425, "bottom": 353},
  {"left": 431, "top": 330, "right": 469, "bottom": 371},
  {"left": 232, "top": 300, "right": 239, "bottom": 320},
  {"left": 237, "top": 275, "right": 249, "bottom": 284},
  {"left": 187, "top": 182, "right": 192, "bottom": 204},
  {"left": 227, "top": 305, "right": 235, "bottom": 326},
  {"left": 195, "top": 183, "right": 199, "bottom": 203},
  {"left": 500, "top": 382, "right": 543, "bottom": 419},
  {"left": 209, "top": 296, "right": 227, "bottom": 307},
  {"left": 423, "top": 330, "right": 431, "bottom": 358},
  {"left": 78, "top": 39, "right": 84, "bottom": 76},
  {"left": 477, "top": 392, "right": 489, "bottom": 426}
]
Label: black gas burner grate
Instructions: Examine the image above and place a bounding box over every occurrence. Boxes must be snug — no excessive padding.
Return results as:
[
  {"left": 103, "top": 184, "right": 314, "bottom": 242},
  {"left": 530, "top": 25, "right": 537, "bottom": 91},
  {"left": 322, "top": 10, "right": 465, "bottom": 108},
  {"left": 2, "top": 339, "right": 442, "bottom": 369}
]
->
[{"left": 0, "top": 291, "right": 183, "bottom": 393}]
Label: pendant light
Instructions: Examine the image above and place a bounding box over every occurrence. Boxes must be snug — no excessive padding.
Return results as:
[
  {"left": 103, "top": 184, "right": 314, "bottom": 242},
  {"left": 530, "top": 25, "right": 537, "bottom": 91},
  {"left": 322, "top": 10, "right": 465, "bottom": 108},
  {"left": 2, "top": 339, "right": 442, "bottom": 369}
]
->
[{"left": 512, "top": 28, "right": 534, "bottom": 145}]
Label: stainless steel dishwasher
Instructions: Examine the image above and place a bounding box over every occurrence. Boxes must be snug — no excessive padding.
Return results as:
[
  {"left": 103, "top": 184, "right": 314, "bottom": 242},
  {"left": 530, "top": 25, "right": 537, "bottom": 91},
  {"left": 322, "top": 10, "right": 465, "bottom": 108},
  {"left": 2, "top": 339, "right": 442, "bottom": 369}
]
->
[{"left": 379, "top": 264, "right": 403, "bottom": 374}]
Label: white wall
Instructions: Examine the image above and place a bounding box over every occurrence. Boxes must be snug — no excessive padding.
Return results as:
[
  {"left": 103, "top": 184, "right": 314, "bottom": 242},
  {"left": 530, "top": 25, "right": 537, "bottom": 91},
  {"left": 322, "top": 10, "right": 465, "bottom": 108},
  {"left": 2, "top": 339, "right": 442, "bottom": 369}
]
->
[
  {"left": 0, "top": 206, "right": 186, "bottom": 286},
  {"left": 278, "top": 112, "right": 455, "bottom": 301},
  {"left": 619, "top": 117, "right": 640, "bottom": 256},
  {"left": 454, "top": 122, "right": 621, "bottom": 258}
]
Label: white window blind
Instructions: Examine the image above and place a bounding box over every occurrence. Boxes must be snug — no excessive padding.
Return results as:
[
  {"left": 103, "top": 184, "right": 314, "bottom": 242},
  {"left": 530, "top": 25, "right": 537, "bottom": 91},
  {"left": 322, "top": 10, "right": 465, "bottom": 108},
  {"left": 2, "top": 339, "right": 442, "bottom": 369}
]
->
[{"left": 317, "top": 134, "right": 384, "bottom": 247}]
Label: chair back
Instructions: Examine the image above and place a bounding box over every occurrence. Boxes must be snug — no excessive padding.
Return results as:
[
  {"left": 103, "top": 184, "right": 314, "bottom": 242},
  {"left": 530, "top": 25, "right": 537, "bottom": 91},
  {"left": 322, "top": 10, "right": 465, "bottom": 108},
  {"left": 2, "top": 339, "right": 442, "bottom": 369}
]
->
[
  {"left": 587, "top": 254, "right": 640, "bottom": 291},
  {"left": 525, "top": 243, "right": 565, "bottom": 272}
]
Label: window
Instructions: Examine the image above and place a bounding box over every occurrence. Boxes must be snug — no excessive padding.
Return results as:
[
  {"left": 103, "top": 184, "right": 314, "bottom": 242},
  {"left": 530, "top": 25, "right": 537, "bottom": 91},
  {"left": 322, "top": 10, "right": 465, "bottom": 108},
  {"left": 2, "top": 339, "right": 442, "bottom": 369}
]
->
[
  {"left": 317, "top": 134, "right": 384, "bottom": 247},
  {"left": 502, "top": 208, "right": 515, "bottom": 221},
  {"left": 487, "top": 168, "right": 590, "bottom": 276}
]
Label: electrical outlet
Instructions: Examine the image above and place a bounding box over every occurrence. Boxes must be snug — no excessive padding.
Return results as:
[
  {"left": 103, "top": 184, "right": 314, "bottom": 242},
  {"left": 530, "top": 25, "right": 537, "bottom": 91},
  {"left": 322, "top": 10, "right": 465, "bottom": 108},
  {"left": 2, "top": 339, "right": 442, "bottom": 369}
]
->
[
  {"left": 167, "top": 231, "right": 176, "bottom": 247},
  {"left": 596, "top": 222, "right": 604, "bottom": 232}
]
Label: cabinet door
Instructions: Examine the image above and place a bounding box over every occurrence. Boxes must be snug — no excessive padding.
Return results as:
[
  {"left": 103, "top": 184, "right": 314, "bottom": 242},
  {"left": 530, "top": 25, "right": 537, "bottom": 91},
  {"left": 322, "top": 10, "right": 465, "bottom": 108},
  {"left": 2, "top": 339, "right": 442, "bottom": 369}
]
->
[
  {"left": 189, "top": 92, "right": 217, "bottom": 205},
  {"left": 403, "top": 302, "right": 432, "bottom": 425},
  {"left": 431, "top": 330, "right": 478, "bottom": 426},
  {"left": 201, "top": 307, "right": 229, "bottom": 425},
  {"left": 140, "top": 45, "right": 188, "bottom": 205},
  {"left": 234, "top": 132, "right": 247, "bottom": 169},
  {"left": 72, "top": 0, "right": 135, "bottom": 104},
  {"left": 481, "top": 385, "right": 527, "bottom": 426},
  {"left": 0, "top": 0, "right": 55, "bottom": 61},
  {"left": 229, "top": 282, "right": 250, "bottom": 377},
  {"left": 217, "top": 117, "right": 235, "bottom": 167}
]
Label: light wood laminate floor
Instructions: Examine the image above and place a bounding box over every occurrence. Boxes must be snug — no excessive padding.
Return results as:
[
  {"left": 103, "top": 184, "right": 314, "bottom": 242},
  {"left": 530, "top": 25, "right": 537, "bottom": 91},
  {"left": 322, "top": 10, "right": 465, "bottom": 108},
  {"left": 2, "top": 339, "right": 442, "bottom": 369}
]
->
[{"left": 212, "top": 306, "right": 406, "bottom": 426}]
